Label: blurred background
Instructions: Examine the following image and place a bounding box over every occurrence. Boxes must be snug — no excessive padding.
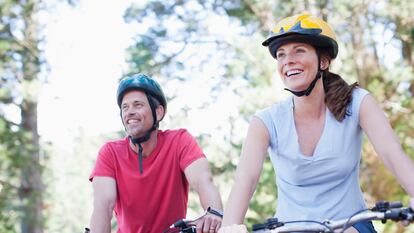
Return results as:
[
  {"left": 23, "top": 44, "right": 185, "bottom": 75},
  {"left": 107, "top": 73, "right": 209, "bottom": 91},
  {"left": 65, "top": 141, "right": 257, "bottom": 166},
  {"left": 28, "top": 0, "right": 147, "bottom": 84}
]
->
[{"left": 1, "top": 0, "right": 413, "bottom": 232}]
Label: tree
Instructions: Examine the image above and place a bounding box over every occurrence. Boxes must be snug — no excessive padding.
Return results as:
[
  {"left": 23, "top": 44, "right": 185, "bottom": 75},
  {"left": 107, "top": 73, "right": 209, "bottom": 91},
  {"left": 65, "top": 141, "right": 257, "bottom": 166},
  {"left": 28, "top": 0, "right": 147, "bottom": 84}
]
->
[
  {"left": 0, "top": 0, "right": 45, "bottom": 232},
  {"left": 124, "top": 1, "right": 414, "bottom": 232}
]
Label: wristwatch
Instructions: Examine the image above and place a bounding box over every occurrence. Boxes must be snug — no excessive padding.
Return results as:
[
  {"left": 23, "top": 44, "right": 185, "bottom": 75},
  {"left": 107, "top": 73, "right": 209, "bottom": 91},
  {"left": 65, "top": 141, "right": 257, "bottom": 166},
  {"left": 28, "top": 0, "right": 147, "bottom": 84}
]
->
[{"left": 207, "top": 207, "right": 223, "bottom": 218}]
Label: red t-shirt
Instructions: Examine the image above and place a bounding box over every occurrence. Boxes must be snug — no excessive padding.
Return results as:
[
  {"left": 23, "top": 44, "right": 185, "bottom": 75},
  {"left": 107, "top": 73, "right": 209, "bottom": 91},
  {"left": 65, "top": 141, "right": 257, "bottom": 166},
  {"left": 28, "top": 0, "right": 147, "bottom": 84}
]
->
[{"left": 89, "top": 129, "right": 205, "bottom": 233}]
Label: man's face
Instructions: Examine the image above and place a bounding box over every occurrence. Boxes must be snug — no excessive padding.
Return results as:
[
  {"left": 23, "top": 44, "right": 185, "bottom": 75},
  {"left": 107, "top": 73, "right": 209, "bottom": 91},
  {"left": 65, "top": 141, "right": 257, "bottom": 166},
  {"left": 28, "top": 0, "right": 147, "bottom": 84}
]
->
[{"left": 120, "top": 90, "right": 153, "bottom": 138}]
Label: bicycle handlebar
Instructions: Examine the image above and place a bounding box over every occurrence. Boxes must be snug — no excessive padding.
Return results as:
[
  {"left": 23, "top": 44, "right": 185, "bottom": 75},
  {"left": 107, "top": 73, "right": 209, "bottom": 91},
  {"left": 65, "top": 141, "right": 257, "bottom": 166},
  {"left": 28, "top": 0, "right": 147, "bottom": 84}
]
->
[
  {"left": 252, "top": 201, "right": 414, "bottom": 233},
  {"left": 165, "top": 207, "right": 224, "bottom": 233}
]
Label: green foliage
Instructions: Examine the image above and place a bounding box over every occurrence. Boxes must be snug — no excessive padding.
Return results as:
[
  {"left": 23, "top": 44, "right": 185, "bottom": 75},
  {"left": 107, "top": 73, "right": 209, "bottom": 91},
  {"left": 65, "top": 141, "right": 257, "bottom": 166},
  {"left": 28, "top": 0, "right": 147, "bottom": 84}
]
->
[
  {"left": 2, "top": 0, "right": 413, "bottom": 232},
  {"left": 0, "top": 0, "right": 48, "bottom": 232},
  {"left": 124, "top": 2, "right": 414, "bottom": 233},
  {"left": 0, "top": 116, "right": 20, "bottom": 233},
  {"left": 124, "top": 0, "right": 287, "bottom": 226}
]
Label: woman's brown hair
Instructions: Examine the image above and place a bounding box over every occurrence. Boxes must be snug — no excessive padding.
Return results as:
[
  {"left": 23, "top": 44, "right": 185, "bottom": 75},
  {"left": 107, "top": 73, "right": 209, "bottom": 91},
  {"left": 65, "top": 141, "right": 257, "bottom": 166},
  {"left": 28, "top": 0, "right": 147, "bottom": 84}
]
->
[
  {"left": 315, "top": 47, "right": 358, "bottom": 122},
  {"left": 322, "top": 70, "right": 359, "bottom": 122}
]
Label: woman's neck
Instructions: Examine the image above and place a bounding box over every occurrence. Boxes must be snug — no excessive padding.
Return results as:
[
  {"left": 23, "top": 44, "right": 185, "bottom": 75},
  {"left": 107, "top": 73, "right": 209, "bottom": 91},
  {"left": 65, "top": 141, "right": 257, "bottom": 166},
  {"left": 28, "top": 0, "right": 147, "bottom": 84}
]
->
[{"left": 292, "top": 80, "right": 326, "bottom": 120}]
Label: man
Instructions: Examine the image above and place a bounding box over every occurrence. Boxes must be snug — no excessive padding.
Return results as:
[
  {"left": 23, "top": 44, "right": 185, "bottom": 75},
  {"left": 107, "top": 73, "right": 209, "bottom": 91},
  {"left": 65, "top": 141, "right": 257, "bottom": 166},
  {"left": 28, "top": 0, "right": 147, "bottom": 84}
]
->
[{"left": 89, "top": 74, "right": 223, "bottom": 233}]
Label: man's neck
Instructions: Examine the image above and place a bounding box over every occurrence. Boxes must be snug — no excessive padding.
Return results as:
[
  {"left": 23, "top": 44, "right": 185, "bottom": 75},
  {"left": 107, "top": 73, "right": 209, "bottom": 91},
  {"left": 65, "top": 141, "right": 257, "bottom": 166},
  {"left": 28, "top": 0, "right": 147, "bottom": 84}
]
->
[{"left": 129, "top": 130, "right": 158, "bottom": 157}]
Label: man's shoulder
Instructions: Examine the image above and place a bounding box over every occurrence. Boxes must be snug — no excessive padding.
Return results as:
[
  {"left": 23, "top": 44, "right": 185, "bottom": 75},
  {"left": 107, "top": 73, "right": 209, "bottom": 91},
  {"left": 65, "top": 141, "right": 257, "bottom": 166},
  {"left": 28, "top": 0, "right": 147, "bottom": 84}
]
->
[
  {"left": 158, "top": 129, "right": 198, "bottom": 146},
  {"left": 159, "top": 128, "right": 192, "bottom": 138},
  {"left": 101, "top": 137, "right": 129, "bottom": 150}
]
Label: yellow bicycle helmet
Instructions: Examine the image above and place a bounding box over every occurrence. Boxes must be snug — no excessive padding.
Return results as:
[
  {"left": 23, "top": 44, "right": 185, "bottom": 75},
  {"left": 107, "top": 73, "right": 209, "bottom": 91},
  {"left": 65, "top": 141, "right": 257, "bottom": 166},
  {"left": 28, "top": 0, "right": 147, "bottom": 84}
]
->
[{"left": 262, "top": 13, "right": 338, "bottom": 59}]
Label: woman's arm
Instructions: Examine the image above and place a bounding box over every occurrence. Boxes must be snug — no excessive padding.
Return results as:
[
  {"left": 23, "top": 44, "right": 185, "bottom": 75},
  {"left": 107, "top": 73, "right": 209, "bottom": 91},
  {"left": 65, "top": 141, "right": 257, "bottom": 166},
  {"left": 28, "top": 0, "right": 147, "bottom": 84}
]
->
[
  {"left": 221, "top": 117, "right": 270, "bottom": 226},
  {"left": 359, "top": 94, "right": 414, "bottom": 198}
]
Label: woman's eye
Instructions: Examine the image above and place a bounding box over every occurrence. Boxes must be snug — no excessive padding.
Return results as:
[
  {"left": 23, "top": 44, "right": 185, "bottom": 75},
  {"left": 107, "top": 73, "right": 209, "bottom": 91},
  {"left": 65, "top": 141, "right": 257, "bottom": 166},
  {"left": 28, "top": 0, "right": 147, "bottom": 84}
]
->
[{"left": 276, "top": 53, "right": 285, "bottom": 59}]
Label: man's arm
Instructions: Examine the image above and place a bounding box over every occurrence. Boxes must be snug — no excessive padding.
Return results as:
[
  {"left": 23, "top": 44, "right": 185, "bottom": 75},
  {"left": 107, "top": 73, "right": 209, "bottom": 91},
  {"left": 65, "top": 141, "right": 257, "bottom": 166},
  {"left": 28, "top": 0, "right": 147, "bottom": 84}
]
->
[
  {"left": 185, "top": 158, "right": 223, "bottom": 233},
  {"left": 90, "top": 177, "right": 117, "bottom": 233}
]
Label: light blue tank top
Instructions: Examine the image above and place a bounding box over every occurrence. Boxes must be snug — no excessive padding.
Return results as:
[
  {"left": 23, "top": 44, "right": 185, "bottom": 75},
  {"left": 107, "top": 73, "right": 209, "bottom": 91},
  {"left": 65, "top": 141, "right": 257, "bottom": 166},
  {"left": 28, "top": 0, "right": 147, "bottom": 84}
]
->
[{"left": 256, "top": 88, "right": 369, "bottom": 222}]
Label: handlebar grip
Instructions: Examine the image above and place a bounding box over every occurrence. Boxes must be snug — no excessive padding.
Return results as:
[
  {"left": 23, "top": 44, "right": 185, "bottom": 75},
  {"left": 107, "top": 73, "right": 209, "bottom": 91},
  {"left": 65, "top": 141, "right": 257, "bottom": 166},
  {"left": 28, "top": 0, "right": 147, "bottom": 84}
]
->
[
  {"left": 181, "top": 226, "right": 197, "bottom": 233},
  {"left": 384, "top": 207, "right": 414, "bottom": 221},
  {"left": 252, "top": 223, "right": 267, "bottom": 231},
  {"left": 252, "top": 218, "right": 284, "bottom": 231},
  {"left": 171, "top": 219, "right": 190, "bottom": 228},
  {"left": 384, "top": 210, "right": 401, "bottom": 220},
  {"left": 389, "top": 201, "right": 403, "bottom": 209},
  {"left": 373, "top": 201, "right": 403, "bottom": 212}
]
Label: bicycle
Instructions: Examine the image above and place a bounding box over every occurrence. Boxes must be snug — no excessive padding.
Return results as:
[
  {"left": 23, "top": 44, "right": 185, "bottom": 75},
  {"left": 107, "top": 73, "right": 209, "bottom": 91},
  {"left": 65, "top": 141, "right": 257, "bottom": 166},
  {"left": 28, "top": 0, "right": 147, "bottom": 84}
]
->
[
  {"left": 163, "top": 207, "right": 224, "bottom": 233},
  {"left": 251, "top": 201, "right": 414, "bottom": 233},
  {"left": 83, "top": 207, "right": 222, "bottom": 233}
]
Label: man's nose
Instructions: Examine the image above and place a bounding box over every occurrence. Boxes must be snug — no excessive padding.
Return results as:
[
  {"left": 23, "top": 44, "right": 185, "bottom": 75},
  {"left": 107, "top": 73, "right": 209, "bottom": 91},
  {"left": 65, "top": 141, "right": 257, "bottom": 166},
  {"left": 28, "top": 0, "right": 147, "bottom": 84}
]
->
[
  {"left": 123, "top": 107, "right": 136, "bottom": 118},
  {"left": 126, "top": 108, "right": 136, "bottom": 116}
]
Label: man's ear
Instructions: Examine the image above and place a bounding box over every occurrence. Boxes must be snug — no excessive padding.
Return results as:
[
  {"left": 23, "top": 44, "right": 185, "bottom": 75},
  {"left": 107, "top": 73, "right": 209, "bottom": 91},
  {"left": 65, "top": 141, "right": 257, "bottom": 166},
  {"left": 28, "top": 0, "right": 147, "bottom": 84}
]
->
[{"left": 156, "top": 105, "right": 165, "bottom": 121}]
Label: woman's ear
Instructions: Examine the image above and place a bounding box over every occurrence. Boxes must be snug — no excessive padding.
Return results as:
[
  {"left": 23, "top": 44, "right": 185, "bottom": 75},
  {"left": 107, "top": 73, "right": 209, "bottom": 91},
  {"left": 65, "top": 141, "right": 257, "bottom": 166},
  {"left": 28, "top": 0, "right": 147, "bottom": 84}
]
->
[{"left": 320, "top": 55, "right": 331, "bottom": 70}]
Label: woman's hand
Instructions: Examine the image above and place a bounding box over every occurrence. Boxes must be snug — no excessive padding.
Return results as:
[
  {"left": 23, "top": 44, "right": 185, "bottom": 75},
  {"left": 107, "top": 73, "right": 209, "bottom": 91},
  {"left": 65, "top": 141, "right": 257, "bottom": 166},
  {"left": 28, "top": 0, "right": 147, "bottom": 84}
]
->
[{"left": 218, "top": 224, "right": 248, "bottom": 233}]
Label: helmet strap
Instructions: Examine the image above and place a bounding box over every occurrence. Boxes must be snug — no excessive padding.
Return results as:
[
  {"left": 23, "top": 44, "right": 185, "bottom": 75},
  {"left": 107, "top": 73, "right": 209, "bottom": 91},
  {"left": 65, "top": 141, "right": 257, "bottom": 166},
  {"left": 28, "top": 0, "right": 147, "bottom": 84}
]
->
[
  {"left": 146, "top": 93, "right": 159, "bottom": 130},
  {"left": 126, "top": 93, "right": 159, "bottom": 174},
  {"left": 284, "top": 70, "right": 322, "bottom": 97},
  {"left": 129, "top": 136, "right": 148, "bottom": 174}
]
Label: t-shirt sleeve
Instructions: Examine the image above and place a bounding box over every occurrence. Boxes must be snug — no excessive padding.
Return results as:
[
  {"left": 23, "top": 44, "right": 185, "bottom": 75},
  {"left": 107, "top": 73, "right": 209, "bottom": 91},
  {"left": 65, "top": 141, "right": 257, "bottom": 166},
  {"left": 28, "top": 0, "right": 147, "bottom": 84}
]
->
[
  {"left": 255, "top": 107, "right": 278, "bottom": 150},
  {"left": 89, "top": 143, "right": 116, "bottom": 181},
  {"left": 177, "top": 130, "right": 206, "bottom": 171},
  {"left": 350, "top": 87, "right": 370, "bottom": 121}
]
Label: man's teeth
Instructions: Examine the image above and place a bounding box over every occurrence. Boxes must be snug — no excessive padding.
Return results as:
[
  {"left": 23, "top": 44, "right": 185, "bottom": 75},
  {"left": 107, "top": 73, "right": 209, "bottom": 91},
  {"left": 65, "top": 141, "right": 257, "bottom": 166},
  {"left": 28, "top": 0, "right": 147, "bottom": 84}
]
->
[
  {"left": 128, "top": 119, "right": 139, "bottom": 123},
  {"left": 286, "top": 70, "right": 302, "bottom": 76}
]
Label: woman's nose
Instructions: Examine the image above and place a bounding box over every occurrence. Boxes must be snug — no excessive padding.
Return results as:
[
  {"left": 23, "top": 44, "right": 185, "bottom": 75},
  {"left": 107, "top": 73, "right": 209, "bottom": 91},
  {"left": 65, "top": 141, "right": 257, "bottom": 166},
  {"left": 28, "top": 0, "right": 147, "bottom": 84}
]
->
[
  {"left": 285, "top": 52, "right": 297, "bottom": 63},
  {"left": 281, "top": 54, "right": 295, "bottom": 68}
]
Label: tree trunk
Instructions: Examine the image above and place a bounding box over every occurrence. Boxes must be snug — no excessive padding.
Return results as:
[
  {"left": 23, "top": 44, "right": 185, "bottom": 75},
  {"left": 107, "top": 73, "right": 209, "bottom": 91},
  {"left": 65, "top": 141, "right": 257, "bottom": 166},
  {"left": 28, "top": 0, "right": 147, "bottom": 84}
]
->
[
  {"left": 20, "top": 101, "right": 43, "bottom": 233},
  {"left": 18, "top": 0, "right": 44, "bottom": 232}
]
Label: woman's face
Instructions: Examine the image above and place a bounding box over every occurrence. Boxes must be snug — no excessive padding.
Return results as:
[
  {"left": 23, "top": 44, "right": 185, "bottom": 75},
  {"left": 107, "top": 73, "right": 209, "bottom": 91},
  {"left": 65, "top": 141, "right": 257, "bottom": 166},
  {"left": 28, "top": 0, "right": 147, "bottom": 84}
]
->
[{"left": 276, "top": 42, "right": 319, "bottom": 91}]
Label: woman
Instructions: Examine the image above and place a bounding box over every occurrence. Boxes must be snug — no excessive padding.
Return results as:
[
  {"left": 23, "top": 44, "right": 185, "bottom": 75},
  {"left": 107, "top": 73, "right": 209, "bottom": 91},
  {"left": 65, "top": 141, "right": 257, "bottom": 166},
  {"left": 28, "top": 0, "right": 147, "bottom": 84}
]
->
[{"left": 219, "top": 13, "right": 414, "bottom": 233}]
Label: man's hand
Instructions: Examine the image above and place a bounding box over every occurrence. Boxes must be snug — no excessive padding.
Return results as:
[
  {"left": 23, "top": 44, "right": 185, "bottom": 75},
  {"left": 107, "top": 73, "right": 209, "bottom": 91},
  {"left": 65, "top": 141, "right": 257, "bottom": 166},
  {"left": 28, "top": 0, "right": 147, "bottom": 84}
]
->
[
  {"left": 195, "top": 212, "right": 222, "bottom": 233},
  {"left": 217, "top": 224, "right": 248, "bottom": 233}
]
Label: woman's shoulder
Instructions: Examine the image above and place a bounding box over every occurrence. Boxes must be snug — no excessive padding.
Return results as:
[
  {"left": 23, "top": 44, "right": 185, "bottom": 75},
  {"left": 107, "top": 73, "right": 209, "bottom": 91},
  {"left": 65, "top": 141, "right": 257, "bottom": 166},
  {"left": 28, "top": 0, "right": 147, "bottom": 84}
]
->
[
  {"left": 352, "top": 87, "right": 370, "bottom": 99},
  {"left": 257, "top": 97, "right": 292, "bottom": 117},
  {"left": 348, "top": 87, "right": 370, "bottom": 119}
]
